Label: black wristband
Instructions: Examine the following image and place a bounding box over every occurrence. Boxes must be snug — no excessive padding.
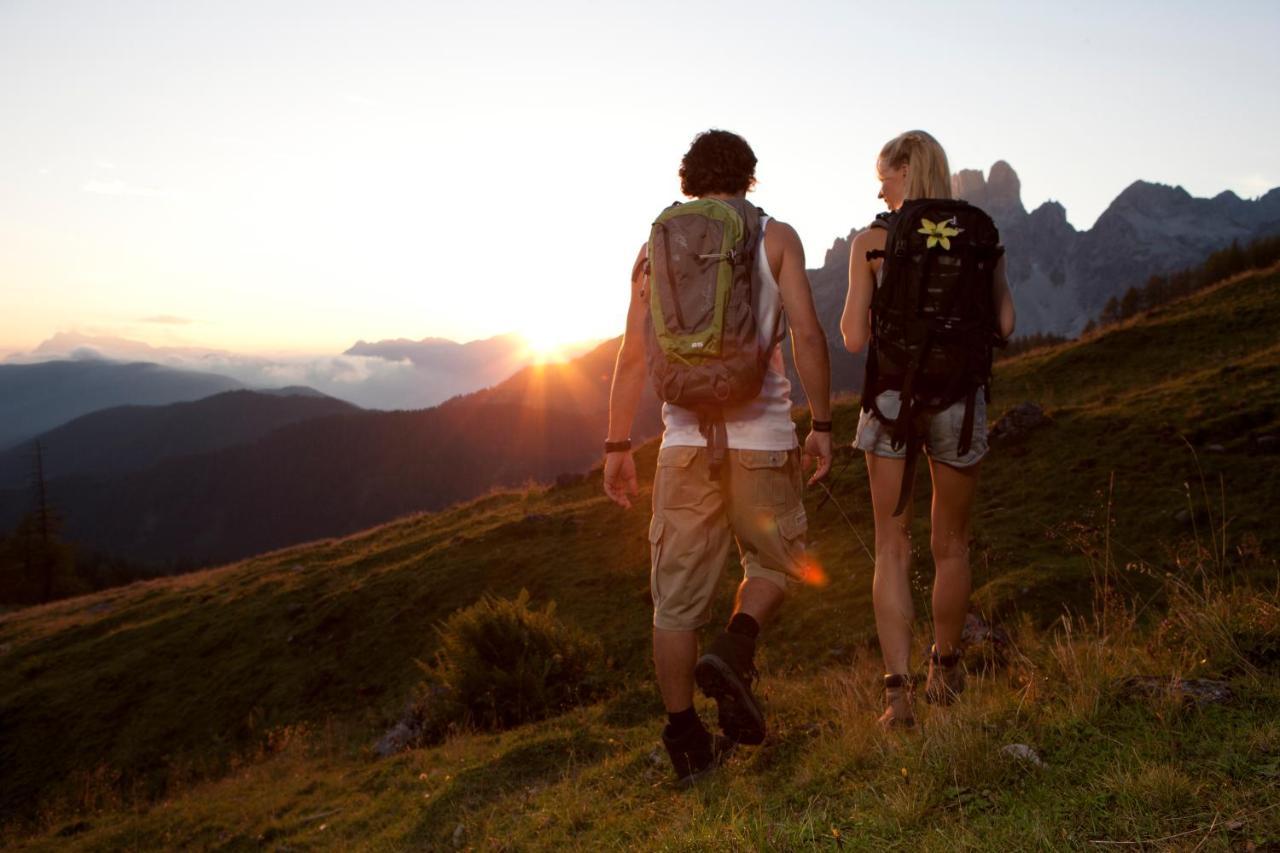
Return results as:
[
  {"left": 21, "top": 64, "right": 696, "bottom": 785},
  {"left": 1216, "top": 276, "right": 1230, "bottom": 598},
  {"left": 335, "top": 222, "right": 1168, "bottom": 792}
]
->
[
  {"left": 604, "top": 439, "right": 632, "bottom": 453},
  {"left": 811, "top": 419, "right": 833, "bottom": 433}
]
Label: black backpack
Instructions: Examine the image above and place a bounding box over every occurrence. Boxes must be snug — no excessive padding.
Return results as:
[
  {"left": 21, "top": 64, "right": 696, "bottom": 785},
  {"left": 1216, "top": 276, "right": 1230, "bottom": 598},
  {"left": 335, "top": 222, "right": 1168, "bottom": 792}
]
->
[{"left": 860, "top": 198, "right": 1005, "bottom": 515}]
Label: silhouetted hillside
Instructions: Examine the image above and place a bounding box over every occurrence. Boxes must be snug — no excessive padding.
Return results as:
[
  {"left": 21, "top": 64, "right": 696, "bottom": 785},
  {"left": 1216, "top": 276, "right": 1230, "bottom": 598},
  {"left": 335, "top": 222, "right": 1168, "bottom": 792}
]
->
[
  {"left": 0, "top": 360, "right": 244, "bottom": 450},
  {"left": 0, "top": 389, "right": 358, "bottom": 488}
]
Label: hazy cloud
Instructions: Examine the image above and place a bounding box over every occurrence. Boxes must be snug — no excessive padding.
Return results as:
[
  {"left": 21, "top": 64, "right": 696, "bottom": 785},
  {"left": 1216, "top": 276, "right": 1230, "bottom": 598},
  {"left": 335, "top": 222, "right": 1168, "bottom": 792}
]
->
[
  {"left": 9, "top": 332, "right": 535, "bottom": 411},
  {"left": 140, "top": 315, "right": 193, "bottom": 325},
  {"left": 82, "top": 179, "right": 171, "bottom": 198},
  {"left": 1237, "top": 174, "right": 1277, "bottom": 198}
]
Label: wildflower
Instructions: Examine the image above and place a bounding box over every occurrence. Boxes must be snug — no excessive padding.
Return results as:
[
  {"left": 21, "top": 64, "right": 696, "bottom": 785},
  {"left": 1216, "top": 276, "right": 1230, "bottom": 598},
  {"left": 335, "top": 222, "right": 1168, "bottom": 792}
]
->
[{"left": 917, "top": 217, "right": 961, "bottom": 250}]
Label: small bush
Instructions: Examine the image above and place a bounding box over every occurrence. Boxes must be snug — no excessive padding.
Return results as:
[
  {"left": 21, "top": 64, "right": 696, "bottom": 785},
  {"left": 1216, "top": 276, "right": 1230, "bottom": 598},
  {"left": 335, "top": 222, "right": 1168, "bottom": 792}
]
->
[{"left": 427, "top": 590, "right": 604, "bottom": 731}]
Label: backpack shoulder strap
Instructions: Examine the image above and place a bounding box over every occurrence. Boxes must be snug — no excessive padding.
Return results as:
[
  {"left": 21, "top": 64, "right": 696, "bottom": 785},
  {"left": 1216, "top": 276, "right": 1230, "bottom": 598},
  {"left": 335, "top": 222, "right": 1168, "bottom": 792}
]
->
[{"left": 865, "top": 211, "right": 895, "bottom": 261}]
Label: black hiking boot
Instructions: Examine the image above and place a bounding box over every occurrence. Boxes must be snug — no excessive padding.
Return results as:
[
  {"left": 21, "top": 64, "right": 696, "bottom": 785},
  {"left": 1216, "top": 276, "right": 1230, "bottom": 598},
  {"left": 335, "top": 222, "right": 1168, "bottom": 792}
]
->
[
  {"left": 695, "top": 631, "right": 766, "bottom": 745},
  {"left": 661, "top": 723, "right": 734, "bottom": 786}
]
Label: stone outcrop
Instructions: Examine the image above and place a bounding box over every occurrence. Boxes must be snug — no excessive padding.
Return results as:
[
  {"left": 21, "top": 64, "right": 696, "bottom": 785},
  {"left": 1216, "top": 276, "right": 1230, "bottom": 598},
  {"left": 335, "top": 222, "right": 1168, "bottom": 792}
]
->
[
  {"left": 989, "top": 402, "right": 1051, "bottom": 442},
  {"left": 954, "top": 160, "right": 1026, "bottom": 227}
]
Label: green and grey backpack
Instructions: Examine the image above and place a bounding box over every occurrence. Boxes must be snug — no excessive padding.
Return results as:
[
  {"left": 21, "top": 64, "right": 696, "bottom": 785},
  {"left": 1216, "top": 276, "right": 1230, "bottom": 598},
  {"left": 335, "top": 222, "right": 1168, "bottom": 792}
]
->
[{"left": 643, "top": 197, "right": 779, "bottom": 477}]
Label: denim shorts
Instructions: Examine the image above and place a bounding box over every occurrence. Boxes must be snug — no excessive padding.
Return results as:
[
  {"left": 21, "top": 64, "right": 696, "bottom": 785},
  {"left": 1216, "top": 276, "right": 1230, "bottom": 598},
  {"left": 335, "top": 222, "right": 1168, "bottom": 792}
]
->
[{"left": 854, "top": 390, "right": 988, "bottom": 468}]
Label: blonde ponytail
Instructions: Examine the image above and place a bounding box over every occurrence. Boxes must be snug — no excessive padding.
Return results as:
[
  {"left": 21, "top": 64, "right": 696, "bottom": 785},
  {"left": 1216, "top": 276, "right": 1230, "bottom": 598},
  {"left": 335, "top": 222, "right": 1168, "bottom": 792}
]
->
[{"left": 879, "top": 130, "right": 952, "bottom": 200}]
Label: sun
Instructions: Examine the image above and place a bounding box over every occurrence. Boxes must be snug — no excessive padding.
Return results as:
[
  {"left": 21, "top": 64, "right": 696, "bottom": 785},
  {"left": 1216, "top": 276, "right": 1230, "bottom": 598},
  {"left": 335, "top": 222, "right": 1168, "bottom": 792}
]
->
[
  {"left": 519, "top": 328, "right": 571, "bottom": 364},
  {"left": 514, "top": 299, "right": 608, "bottom": 364}
]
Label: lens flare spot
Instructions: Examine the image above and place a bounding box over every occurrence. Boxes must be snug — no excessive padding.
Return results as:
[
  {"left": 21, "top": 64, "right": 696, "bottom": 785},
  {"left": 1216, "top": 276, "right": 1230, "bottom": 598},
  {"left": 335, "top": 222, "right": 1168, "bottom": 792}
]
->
[{"left": 797, "top": 557, "right": 828, "bottom": 587}]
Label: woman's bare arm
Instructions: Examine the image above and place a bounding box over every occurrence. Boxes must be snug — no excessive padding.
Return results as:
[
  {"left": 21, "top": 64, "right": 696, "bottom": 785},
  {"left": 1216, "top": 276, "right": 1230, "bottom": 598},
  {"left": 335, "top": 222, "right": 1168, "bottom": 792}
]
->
[
  {"left": 992, "top": 255, "right": 1016, "bottom": 340},
  {"left": 841, "top": 229, "right": 881, "bottom": 352}
]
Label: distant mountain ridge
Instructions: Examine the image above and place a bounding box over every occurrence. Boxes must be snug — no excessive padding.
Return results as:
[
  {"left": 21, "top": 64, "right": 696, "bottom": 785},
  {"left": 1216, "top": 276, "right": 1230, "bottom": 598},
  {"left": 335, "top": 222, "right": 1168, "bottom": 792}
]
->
[
  {"left": 0, "top": 360, "right": 245, "bottom": 451},
  {"left": 0, "top": 337, "right": 661, "bottom": 566},
  {"left": 0, "top": 389, "right": 359, "bottom": 488},
  {"left": 956, "top": 163, "right": 1280, "bottom": 335}
]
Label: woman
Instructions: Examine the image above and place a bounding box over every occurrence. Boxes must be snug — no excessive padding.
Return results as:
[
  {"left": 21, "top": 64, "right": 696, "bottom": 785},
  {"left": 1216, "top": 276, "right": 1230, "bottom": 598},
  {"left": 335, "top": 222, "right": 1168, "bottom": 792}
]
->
[{"left": 840, "top": 130, "right": 1016, "bottom": 727}]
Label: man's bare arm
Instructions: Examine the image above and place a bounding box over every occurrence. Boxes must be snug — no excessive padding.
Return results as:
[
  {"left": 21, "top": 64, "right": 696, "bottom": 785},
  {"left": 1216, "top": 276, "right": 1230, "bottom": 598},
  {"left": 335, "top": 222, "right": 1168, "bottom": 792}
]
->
[
  {"left": 769, "top": 220, "right": 832, "bottom": 483},
  {"left": 603, "top": 246, "right": 648, "bottom": 508},
  {"left": 607, "top": 247, "right": 649, "bottom": 442},
  {"left": 771, "top": 221, "right": 830, "bottom": 421}
]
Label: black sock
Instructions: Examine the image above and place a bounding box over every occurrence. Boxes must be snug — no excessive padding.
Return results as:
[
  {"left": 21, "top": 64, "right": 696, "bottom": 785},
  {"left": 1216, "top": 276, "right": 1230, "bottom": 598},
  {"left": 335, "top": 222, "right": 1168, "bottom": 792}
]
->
[
  {"left": 666, "top": 706, "right": 703, "bottom": 737},
  {"left": 727, "top": 612, "right": 760, "bottom": 641}
]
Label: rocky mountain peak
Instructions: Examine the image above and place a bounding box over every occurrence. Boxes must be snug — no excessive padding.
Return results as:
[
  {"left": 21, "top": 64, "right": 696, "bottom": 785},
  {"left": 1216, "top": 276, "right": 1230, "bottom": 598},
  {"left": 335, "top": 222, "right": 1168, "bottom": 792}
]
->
[
  {"left": 952, "top": 168, "right": 986, "bottom": 203},
  {"left": 952, "top": 161, "right": 1026, "bottom": 225},
  {"left": 1108, "top": 180, "right": 1193, "bottom": 213},
  {"left": 1028, "top": 199, "right": 1069, "bottom": 224},
  {"left": 988, "top": 161, "right": 1024, "bottom": 211},
  {"left": 822, "top": 229, "right": 859, "bottom": 271}
]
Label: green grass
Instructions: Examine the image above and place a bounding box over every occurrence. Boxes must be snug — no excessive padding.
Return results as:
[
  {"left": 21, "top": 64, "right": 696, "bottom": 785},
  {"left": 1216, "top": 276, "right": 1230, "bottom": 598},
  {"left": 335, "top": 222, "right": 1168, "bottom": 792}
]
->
[
  {"left": 10, "top": 607, "right": 1279, "bottom": 850},
  {"left": 2, "top": 267, "right": 1279, "bottom": 849}
]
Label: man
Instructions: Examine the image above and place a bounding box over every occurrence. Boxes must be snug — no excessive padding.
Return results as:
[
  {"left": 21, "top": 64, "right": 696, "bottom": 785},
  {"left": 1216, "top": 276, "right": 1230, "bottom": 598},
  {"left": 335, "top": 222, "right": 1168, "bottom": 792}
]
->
[{"left": 603, "top": 129, "right": 833, "bottom": 784}]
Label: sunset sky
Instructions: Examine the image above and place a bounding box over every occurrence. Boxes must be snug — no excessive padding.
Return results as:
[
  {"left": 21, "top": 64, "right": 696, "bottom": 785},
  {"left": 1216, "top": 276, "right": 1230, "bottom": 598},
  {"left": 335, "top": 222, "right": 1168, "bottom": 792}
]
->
[{"left": 3, "top": 0, "right": 1278, "bottom": 360}]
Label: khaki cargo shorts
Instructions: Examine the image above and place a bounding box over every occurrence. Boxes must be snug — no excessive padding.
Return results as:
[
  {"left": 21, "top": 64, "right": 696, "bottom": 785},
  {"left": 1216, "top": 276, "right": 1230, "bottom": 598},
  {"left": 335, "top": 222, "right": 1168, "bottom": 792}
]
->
[{"left": 649, "top": 445, "right": 809, "bottom": 632}]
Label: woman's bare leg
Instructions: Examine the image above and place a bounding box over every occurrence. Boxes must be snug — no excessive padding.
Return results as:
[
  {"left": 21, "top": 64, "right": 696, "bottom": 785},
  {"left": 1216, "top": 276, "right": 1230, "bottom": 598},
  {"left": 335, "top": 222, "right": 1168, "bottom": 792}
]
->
[
  {"left": 866, "top": 453, "right": 915, "bottom": 676},
  {"left": 928, "top": 458, "right": 980, "bottom": 657}
]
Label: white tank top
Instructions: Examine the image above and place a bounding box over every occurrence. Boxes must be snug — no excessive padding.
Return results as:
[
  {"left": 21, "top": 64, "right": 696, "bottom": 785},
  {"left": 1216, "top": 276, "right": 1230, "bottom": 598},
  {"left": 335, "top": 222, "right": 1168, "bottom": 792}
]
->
[{"left": 659, "top": 216, "right": 798, "bottom": 451}]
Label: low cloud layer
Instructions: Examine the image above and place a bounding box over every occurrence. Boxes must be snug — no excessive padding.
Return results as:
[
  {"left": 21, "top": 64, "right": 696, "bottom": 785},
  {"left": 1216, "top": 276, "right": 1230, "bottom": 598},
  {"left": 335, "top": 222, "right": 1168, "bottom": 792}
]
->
[{"left": 6, "top": 332, "right": 539, "bottom": 411}]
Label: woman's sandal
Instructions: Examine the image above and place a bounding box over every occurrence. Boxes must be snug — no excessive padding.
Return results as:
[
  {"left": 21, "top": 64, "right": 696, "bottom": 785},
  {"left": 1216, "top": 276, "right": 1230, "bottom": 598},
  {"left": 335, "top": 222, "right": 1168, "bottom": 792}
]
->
[
  {"left": 878, "top": 673, "right": 916, "bottom": 729},
  {"left": 924, "top": 645, "right": 966, "bottom": 706}
]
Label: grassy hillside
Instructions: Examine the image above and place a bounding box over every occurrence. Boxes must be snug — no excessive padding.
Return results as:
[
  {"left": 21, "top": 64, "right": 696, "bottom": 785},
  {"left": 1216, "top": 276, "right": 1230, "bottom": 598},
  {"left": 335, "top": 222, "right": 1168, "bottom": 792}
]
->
[{"left": 2, "top": 267, "right": 1278, "bottom": 849}]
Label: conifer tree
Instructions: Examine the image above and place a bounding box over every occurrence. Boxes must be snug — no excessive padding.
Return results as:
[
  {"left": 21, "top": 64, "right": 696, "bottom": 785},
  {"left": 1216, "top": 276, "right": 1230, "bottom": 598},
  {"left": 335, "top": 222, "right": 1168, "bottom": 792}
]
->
[{"left": 32, "top": 441, "right": 54, "bottom": 602}]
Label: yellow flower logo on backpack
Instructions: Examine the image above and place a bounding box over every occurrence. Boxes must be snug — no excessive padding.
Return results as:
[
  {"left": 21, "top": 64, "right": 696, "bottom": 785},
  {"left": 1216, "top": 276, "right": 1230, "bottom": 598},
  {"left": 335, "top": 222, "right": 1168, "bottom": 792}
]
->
[{"left": 917, "top": 217, "right": 961, "bottom": 250}]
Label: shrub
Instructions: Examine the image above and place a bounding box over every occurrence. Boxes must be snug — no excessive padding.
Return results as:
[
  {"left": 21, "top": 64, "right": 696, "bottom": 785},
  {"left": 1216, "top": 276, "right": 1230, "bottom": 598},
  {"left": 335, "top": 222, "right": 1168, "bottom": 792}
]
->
[{"left": 426, "top": 590, "right": 605, "bottom": 731}]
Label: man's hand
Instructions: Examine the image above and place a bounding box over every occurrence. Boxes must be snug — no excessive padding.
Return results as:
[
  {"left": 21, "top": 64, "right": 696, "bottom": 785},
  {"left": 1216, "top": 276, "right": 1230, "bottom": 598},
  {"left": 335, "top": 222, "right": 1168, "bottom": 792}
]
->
[
  {"left": 603, "top": 450, "right": 639, "bottom": 509},
  {"left": 802, "top": 429, "right": 833, "bottom": 485}
]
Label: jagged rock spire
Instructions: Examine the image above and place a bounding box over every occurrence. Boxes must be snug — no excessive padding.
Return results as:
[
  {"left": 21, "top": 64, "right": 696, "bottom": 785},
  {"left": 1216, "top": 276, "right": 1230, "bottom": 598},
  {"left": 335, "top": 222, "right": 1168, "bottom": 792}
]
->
[{"left": 951, "top": 161, "right": 1026, "bottom": 226}]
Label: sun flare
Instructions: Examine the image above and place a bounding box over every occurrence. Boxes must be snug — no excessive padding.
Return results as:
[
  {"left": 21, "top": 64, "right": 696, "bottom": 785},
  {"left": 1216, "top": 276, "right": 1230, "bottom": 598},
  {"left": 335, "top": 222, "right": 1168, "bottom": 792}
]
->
[{"left": 519, "top": 328, "right": 573, "bottom": 364}]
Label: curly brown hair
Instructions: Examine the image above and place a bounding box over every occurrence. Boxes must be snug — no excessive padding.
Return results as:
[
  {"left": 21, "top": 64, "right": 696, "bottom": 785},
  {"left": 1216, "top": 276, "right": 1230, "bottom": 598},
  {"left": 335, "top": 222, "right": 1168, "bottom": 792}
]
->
[{"left": 679, "top": 129, "right": 757, "bottom": 197}]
